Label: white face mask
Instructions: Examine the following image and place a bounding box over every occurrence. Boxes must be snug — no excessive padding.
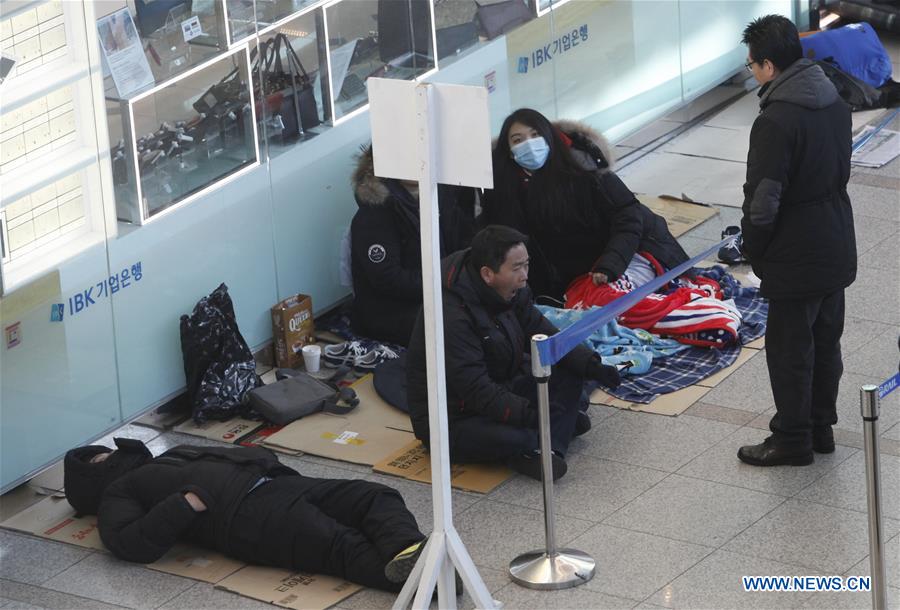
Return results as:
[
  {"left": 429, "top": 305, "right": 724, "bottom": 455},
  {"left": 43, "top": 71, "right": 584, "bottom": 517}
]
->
[{"left": 511, "top": 137, "right": 550, "bottom": 170}]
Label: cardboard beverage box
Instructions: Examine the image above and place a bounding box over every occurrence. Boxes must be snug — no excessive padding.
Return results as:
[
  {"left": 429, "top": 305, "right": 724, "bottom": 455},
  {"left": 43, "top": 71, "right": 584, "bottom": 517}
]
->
[{"left": 271, "top": 294, "right": 314, "bottom": 368}]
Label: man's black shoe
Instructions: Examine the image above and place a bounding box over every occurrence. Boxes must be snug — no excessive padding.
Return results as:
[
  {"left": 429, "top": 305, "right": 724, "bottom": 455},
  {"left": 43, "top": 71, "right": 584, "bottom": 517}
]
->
[
  {"left": 509, "top": 450, "right": 567, "bottom": 481},
  {"left": 813, "top": 426, "right": 835, "bottom": 454},
  {"left": 737, "top": 437, "right": 813, "bottom": 467},
  {"left": 574, "top": 411, "right": 591, "bottom": 437}
]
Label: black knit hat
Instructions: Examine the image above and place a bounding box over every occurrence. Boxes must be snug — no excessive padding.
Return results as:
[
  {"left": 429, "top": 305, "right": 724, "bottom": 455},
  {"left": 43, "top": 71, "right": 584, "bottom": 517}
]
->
[{"left": 64, "top": 438, "right": 152, "bottom": 515}]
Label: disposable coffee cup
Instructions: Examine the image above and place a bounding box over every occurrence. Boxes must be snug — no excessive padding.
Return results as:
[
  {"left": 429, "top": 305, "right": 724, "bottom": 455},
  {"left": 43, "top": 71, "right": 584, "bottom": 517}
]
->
[{"left": 302, "top": 344, "right": 321, "bottom": 373}]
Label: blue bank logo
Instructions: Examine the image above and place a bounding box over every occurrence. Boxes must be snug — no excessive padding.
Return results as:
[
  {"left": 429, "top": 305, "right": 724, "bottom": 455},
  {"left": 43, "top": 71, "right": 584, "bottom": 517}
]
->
[
  {"left": 517, "top": 57, "right": 529, "bottom": 73},
  {"left": 50, "top": 303, "right": 64, "bottom": 322}
]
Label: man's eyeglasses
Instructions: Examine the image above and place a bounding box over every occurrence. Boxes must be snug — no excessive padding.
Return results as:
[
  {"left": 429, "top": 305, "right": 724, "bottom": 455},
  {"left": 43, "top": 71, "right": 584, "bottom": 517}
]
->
[{"left": 744, "top": 60, "right": 758, "bottom": 71}]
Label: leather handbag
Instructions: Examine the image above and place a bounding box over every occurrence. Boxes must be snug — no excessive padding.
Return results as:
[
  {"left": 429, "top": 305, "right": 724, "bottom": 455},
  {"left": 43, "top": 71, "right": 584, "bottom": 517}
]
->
[
  {"left": 256, "top": 33, "right": 320, "bottom": 136},
  {"left": 474, "top": 0, "right": 532, "bottom": 40}
]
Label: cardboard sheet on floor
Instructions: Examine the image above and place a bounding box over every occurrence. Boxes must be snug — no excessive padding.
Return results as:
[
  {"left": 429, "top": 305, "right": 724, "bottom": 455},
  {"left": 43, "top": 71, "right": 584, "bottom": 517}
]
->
[
  {"left": 660, "top": 124, "right": 751, "bottom": 163},
  {"left": 0, "top": 495, "right": 103, "bottom": 550},
  {"left": 745, "top": 336, "right": 765, "bottom": 350},
  {"left": 148, "top": 544, "right": 245, "bottom": 583},
  {"left": 636, "top": 195, "right": 718, "bottom": 238},
  {"left": 373, "top": 440, "right": 512, "bottom": 494},
  {"left": 28, "top": 461, "right": 65, "bottom": 496},
  {"left": 590, "top": 384, "right": 711, "bottom": 416},
  {"left": 262, "top": 375, "right": 415, "bottom": 466},
  {"left": 134, "top": 407, "right": 190, "bottom": 430},
  {"left": 173, "top": 416, "right": 265, "bottom": 444},
  {"left": 618, "top": 151, "right": 747, "bottom": 208},
  {"left": 216, "top": 566, "right": 361, "bottom": 610}
]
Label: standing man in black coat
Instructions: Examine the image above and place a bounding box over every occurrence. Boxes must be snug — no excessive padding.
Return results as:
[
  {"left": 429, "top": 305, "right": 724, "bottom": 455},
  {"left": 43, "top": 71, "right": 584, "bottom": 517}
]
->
[
  {"left": 349, "top": 144, "right": 476, "bottom": 346},
  {"left": 736, "top": 15, "right": 856, "bottom": 467},
  {"left": 406, "top": 226, "right": 621, "bottom": 481},
  {"left": 63, "top": 438, "right": 427, "bottom": 591}
]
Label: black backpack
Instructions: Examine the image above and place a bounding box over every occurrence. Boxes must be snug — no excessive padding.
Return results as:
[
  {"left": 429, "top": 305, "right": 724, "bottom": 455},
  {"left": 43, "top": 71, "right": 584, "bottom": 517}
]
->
[{"left": 815, "top": 59, "right": 884, "bottom": 111}]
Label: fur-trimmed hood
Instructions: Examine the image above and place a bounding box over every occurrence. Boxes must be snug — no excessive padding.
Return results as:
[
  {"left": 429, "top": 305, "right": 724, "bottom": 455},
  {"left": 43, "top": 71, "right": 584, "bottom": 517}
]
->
[
  {"left": 351, "top": 144, "right": 391, "bottom": 207},
  {"left": 492, "top": 119, "right": 615, "bottom": 172}
]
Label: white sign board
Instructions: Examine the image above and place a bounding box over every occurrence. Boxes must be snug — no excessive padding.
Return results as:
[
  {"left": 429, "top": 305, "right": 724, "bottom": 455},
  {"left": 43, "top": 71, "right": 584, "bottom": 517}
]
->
[{"left": 367, "top": 78, "right": 493, "bottom": 189}]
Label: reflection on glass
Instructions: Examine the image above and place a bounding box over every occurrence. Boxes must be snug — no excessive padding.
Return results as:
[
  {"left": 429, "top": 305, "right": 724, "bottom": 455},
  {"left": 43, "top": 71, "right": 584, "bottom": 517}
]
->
[
  {"left": 324, "top": 0, "right": 434, "bottom": 120},
  {"left": 132, "top": 0, "right": 223, "bottom": 81},
  {"left": 225, "top": 0, "right": 321, "bottom": 44},
  {"left": 110, "top": 50, "right": 258, "bottom": 223},
  {"left": 432, "top": 0, "right": 481, "bottom": 63},
  {"left": 251, "top": 11, "right": 323, "bottom": 154}
]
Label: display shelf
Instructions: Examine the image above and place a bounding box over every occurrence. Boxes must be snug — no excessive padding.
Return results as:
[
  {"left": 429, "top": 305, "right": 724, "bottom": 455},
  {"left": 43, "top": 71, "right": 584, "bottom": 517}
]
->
[{"left": 107, "top": 45, "right": 260, "bottom": 225}]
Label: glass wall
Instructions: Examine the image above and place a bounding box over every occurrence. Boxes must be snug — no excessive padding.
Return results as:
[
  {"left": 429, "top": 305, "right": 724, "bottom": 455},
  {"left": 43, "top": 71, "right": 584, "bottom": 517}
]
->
[{"left": 0, "top": 0, "right": 794, "bottom": 491}]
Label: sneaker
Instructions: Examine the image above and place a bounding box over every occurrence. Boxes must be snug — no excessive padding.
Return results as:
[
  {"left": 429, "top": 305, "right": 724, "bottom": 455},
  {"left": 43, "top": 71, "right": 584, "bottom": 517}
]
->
[
  {"left": 385, "top": 537, "right": 428, "bottom": 584},
  {"left": 323, "top": 341, "right": 368, "bottom": 368},
  {"left": 355, "top": 343, "right": 400, "bottom": 370},
  {"left": 718, "top": 226, "right": 745, "bottom": 265},
  {"left": 508, "top": 450, "right": 567, "bottom": 481}
]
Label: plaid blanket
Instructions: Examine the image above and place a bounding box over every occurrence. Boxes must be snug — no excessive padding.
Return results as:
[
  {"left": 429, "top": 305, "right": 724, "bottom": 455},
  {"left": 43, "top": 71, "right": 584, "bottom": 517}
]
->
[{"left": 598, "top": 266, "right": 768, "bottom": 404}]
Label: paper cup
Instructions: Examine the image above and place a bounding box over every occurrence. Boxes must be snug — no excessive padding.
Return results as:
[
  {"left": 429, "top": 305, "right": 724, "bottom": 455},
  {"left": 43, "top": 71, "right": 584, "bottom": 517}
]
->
[{"left": 302, "top": 344, "right": 321, "bottom": 373}]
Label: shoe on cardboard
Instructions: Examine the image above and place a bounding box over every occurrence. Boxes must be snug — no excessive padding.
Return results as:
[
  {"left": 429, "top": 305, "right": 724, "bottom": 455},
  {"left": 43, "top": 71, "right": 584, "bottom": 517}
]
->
[
  {"left": 813, "top": 426, "right": 835, "bottom": 454},
  {"left": 737, "top": 436, "right": 813, "bottom": 467},
  {"left": 508, "top": 450, "right": 567, "bottom": 481}
]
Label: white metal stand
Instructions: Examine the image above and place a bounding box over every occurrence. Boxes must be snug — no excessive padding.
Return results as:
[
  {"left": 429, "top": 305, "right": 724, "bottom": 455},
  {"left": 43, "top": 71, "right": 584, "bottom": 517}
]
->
[{"left": 391, "top": 83, "right": 498, "bottom": 610}]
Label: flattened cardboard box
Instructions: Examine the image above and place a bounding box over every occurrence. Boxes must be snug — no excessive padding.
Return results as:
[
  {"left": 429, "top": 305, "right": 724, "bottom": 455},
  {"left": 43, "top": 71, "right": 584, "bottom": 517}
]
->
[
  {"left": 174, "top": 416, "right": 264, "bottom": 444},
  {"left": 216, "top": 565, "right": 361, "bottom": 610},
  {"left": 636, "top": 195, "right": 718, "bottom": 238},
  {"left": 590, "top": 384, "right": 711, "bottom": 417},
  {"left": 373, "top": 440, "right": 512, "bottom": 494},
  {"left": 272, "top": 294, "right": 315, "bottom": 369},
  {"left": 262, "top": 375, "right": 415, "bottom": 466},
  {"left": 148, "top": 544, "right": 244, "bottom": 583},
  {"left": 0, "top": 496, "right": 103, "bottom": 550}
]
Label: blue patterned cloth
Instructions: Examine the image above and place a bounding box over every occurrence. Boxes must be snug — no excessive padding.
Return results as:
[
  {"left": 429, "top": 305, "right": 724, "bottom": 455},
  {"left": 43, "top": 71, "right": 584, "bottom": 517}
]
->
[{"left": 552, "top": 267, "right": 768, "bottom": 404}]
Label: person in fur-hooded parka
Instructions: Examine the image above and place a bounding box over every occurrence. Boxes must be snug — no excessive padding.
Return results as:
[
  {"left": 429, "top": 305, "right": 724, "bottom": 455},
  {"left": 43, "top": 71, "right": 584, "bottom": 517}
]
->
[
  {"left": 349, "top": 145, "right": 476, "bottom": 346},
  {"left": 481, "top": 108, "right": 689, "bottom": 300}
]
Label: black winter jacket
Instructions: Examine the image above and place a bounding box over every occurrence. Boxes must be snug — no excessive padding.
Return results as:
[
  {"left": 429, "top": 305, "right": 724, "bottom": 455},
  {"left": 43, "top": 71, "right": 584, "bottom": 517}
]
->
[
  {"left": 741, "top": 59, "right": 856, "bottom": 299},
  {"left": 350, "top": 146, "right": 476, "bottom": 345},
  {"left": 97, "top": 445, "right": 296, "bottom": 563},
  {"left": 406, "top": 248, "right": 595, "bottom": 445},
  {"left": 481, "top": 120, "right": 688, "bottom": 299}
]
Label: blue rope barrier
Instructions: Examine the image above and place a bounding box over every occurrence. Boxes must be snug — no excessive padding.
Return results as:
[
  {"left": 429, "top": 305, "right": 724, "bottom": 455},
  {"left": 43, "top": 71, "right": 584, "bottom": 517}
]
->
[
  {"left": 537, "top": 235, "right": 733, "bottom": 367},
  {"left": 852, "top": 108, "right": 900, "bottom": 153}
]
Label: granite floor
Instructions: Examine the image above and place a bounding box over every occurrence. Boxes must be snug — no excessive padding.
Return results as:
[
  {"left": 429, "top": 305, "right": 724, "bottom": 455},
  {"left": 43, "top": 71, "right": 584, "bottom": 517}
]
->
[{"left": 2, "top": 46, "right": 899, "bottom": 610}]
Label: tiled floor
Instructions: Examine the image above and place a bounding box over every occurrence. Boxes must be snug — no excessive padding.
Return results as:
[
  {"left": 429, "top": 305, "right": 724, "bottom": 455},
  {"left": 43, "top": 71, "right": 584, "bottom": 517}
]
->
[{"left": 3, "top": 44, "right": 900, "bottom": 610}]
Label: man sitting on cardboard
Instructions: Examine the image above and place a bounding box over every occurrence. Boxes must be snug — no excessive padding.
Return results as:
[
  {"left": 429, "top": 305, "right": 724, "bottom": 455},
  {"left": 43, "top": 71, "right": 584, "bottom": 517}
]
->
[
  {"left": 406, "top": 225, "right": 621, "bottom": 481},
  {"left": 63, "top": 438, "right": 427, "bottom": 591}
]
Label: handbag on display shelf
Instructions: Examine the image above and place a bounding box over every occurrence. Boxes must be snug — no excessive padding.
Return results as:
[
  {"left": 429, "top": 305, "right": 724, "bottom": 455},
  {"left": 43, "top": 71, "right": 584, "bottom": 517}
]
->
[
  {"left": 255, "top": 33, "right": 321, "bottom": 137},
  {"left": 474, "top": 0, "right": 532, "bottom": 40}
]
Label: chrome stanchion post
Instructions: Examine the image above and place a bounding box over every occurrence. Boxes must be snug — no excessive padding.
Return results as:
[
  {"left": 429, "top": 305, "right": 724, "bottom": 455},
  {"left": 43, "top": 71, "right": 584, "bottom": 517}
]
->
[
  {"left": 509, "top": 334, "right": 595, "bottom": 590},
  {"left": 860, "top": 384, "right": 887, "bottom": 610}
]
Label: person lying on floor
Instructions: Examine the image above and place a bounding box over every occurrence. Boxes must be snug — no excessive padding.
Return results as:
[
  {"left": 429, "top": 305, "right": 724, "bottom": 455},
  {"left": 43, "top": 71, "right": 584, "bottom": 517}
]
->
[
  {"left": 63, "top": 438, "right": 427, "bottom": 592},
  {"left": 406, "top": 225, "right": 622, "bottom": 481}
]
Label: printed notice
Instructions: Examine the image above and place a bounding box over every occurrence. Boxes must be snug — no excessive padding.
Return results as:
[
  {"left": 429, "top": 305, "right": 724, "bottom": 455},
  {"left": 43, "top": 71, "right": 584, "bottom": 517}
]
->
[{"left": 96, "top": 8, "right": 154, "bottom": 97}]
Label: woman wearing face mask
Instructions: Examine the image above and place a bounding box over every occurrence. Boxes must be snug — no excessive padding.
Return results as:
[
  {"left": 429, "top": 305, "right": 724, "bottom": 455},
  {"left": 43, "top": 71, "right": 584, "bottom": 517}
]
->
[{"left": 483, "top": 108, "right": 689, "bottom": 300}]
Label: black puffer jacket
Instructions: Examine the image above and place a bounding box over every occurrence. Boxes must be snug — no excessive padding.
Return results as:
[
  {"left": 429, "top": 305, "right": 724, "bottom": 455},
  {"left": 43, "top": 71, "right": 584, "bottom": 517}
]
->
[
  {"left": 97, "top": 445, "right": 296, "bottom": 563},
  {"left": 350, "top": 146, "right": 476, "bottom": 345},
  {"left": 406, "top": 248, "right": 595, "bottom": 445},
  {"left": 481, "top": 120, "right": 688, "bottom": 299},
  {"left": 741, "top": 59, "right": 856, "bottom": 299}
]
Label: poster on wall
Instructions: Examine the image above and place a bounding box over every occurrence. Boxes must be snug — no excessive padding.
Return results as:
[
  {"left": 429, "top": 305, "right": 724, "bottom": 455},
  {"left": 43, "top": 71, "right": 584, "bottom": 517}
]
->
[{"left": 96, "top": 8, "right": 154, "bottom": 98}]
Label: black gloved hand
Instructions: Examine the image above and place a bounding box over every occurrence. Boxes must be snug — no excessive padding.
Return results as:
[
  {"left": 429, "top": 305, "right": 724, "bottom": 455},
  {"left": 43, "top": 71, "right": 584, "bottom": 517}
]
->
[{"left": 585, "top": 356, "right": 621, "bottom": 389}]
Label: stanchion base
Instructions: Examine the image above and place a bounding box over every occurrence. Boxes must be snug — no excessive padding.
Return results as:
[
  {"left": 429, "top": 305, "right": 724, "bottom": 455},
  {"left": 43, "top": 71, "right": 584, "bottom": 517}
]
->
[{"left": 509, "top": 549, "right": 595, "bottom": 590}]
